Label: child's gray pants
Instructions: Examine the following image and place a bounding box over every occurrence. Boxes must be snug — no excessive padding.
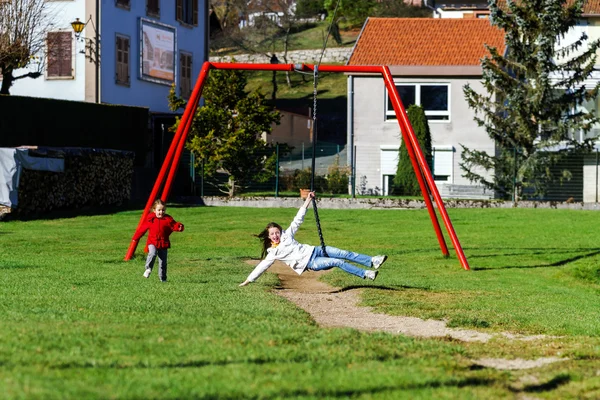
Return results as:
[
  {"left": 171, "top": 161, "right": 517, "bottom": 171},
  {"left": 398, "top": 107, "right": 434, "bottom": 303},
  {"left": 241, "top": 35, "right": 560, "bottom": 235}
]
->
[{"left": 145, "top": 245, "right": 168, "bottom": 281}]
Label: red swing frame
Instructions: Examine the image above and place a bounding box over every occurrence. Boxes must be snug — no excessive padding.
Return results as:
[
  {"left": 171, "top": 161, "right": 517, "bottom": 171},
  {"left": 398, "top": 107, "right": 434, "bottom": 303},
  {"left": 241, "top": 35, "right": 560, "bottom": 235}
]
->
[{"left": 124, "top": 62, "right": 470, "bottom": 271}]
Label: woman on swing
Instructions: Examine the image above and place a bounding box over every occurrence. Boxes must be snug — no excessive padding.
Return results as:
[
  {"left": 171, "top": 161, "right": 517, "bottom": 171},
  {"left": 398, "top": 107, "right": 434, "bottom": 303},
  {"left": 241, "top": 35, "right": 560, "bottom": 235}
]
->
[{"left": 239, "top": 191, "right": 387, "bottom": 286}]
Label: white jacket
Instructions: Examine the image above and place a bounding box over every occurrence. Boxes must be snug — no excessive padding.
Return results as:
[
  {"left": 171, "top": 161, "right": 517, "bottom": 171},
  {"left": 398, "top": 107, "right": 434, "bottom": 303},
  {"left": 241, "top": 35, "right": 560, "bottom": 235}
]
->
[{"left": 246, "top": 206, "right": 315, "bottom": 282}]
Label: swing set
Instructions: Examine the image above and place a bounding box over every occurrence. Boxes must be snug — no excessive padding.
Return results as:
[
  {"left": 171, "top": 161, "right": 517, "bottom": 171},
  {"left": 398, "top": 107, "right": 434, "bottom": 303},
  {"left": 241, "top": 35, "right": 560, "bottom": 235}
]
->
[{"left": 123, "top": 61, "right": 471, "bottom": 271}]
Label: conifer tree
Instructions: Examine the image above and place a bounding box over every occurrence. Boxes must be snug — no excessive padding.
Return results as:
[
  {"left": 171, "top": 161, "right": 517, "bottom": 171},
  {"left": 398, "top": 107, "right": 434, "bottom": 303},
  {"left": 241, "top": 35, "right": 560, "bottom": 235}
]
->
[
  {"left": 394, "top": 105, "right": 432, "bottom": 196},
  {"left": 462, "top": 0, "right": 600, "bottom": 200}
]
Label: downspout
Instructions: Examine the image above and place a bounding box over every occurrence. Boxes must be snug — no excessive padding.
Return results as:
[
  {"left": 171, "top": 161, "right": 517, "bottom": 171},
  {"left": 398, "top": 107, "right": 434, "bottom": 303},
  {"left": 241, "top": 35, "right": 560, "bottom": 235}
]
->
[
  {"left": 347, "top": 75, "right": 355, "bottom": 197},
  {"left": 203, "top": 0, "right": 209, "bottom": 64}
]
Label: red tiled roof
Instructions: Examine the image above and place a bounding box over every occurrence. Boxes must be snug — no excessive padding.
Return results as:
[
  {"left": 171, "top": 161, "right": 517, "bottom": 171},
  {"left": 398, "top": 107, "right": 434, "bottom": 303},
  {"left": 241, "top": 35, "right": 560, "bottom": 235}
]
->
[
  {"left": 348, "top": 18, "right": 505, "bottom": 66},
  {"left": 246, "top": 0, "right": 291, "bottom": 13},
  {"left": 496, "top": 0, "right": 600, "bottom": 14}
]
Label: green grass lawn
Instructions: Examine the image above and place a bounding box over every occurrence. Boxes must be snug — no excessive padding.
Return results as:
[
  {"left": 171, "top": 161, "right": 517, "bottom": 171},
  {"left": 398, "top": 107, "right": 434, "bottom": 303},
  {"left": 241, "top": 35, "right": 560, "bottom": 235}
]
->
[
  {"left": 211, "top": 22, "right": 360, "bottom": 57},
  {"left": 1, "top": 205, "right": 600, "bottom": 398}
]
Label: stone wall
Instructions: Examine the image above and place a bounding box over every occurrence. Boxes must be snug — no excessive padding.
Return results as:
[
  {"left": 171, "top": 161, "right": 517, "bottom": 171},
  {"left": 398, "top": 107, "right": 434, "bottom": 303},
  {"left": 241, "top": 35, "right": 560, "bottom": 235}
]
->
[
  {"left": 198, "top": 196, "right": 600, "bottom": 211},
  {"left": 210, "top": 47, "right": 353, "bottom": 65}
]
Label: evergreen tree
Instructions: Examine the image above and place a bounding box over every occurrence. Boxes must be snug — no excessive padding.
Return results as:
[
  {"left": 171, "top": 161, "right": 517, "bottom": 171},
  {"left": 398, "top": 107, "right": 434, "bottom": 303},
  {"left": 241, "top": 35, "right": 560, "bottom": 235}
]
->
[
  {"left": 393, "top": 105, "right": 432, "bottom": 196},
  {"left": 169, "top": 69, "right": 281, "bottom": 197},
  {"left": 462, "top": 0, "right": 600, "bottom": 200}
]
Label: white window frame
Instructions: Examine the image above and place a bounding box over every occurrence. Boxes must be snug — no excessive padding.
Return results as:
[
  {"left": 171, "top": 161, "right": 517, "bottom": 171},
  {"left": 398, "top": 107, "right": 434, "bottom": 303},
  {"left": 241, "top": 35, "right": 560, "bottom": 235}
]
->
[{"left": 386, "top": 82, "right": 451, "bottom": 122}]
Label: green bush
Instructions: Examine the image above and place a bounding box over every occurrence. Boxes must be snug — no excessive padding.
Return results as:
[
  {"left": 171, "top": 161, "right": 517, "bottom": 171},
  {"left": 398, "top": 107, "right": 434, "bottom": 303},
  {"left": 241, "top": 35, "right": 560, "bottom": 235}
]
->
[
  {"left": 293, "top": 168, "right": 326, "bottom": 192},
  {"left": 327, "top": 156, "right": 350, "bottom": 194}
]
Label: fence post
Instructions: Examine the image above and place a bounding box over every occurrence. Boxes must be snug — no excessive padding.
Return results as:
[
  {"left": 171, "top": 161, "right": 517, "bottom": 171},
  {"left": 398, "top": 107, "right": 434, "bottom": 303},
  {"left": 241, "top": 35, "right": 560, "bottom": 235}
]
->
[
  {"left": 352, "top": 145, "right": 357, "bottom": 198},
  {"left": 275, "top": 144, "right": 279, "bottom": 198},
  {"left": 596, "top": 149, "right": 598, "bottom": 203},
  {"left": 200, "top": 159, "right": 204, "bottom": 198},
  {"left": 190, "top": 152, "right": 196, "bottom": 195},
  {"left": 513, "top": 146, "right": 517, "bottom": 203},
  {"left": 302, "top": 142, "right": 305, "bottom": 170}
]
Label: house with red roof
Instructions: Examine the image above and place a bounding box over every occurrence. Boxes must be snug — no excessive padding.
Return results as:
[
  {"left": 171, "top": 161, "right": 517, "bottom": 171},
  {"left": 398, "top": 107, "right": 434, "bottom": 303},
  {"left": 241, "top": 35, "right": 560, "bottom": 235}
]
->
[
  {"left": 239, "top": 0, "right": 296, "bottom": 28},
  {"left": 346, "top": 12, "right": 600, "bottom": 201},
  {"left": 346, "top": 17, "right": 505, "bottom": 197}
]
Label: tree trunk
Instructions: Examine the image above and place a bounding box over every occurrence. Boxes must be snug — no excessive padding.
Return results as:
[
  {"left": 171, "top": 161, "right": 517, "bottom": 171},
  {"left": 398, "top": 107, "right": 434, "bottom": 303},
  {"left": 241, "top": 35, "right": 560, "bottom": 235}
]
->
[
  {"left": 282, "top": 28, "right": 292, "bottom": 88},
  {"left": 0, "top": 69, "right": 14, "bottom": 95},
  {"left": 228, "top": 176, "right": 235, "bottom": 197}
]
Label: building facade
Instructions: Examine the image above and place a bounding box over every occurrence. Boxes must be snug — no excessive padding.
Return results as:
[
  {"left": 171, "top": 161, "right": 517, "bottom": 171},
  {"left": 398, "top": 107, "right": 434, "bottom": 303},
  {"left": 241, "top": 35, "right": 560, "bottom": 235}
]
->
[{"left": 9, "top": 0, "right": 208, "bottom": 114}]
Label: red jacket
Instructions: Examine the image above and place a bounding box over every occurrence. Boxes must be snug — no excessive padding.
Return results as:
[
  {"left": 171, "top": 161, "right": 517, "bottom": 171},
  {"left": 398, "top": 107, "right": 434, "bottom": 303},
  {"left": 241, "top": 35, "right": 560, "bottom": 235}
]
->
[{"left": 133, "top": 214, "right": 184, "bottom": 250}]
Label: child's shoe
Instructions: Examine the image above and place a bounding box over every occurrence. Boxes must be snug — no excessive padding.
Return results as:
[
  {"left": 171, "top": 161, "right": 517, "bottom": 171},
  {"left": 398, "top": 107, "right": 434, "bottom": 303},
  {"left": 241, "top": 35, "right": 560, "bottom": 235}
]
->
[
  {"left": 143, "top": 269, "right": 151, "bottom": 278},
  {"left": 371, "top": 255, "right": 388, "bottom": 269},
  {"left": 364, "top": 270, "right": 378, "bottom": 280}
]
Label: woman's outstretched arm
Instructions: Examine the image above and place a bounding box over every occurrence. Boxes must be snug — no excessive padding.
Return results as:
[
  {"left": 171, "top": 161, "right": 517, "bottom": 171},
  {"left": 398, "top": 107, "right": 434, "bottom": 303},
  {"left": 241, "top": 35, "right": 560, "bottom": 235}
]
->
[{"left": 303, "top": 191, "right": 315, "bottom": 209}]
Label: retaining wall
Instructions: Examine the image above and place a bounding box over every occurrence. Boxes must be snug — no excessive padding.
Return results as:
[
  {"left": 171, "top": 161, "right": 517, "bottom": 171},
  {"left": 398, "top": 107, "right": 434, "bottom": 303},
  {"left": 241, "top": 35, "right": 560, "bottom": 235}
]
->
[
  {"left": 210, "top": 47, "right": 353, "bottom": 65},
  {"left": 199, "top": 196, "right": 600, "bottom": 210}
]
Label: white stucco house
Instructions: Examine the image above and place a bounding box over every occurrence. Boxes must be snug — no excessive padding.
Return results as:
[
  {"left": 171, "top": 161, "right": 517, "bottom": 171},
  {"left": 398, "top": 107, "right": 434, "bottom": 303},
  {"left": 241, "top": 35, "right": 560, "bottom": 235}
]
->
[
  {"left": 239, "top": 0, "right": 296, "bottom": 29},
  {"left": 424, "top": 1, "right": 600, "bottom": 202},
  {"left": 346, "top": 17, "right": 505, "bottom": 197}
]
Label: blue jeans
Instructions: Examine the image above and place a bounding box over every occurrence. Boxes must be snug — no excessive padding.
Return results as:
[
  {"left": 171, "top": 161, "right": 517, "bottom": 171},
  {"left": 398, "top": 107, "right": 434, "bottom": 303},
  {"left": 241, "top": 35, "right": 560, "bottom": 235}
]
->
[{"left": 307, "top": 246, "right": 372, "bottom": 278}]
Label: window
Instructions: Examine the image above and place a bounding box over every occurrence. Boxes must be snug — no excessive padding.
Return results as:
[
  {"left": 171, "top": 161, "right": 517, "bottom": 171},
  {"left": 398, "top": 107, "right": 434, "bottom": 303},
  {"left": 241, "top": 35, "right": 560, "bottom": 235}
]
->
[
  {"left": 116, "top": 34, "right": 130, "bottom": 86},
  {"left": 147, "top": 0, "right": 159, "bottom": 17},
  {"left": 432, "top": 146, "right": 454, "bottom": 183},
  {"left": 387, "top": 83, "right": 450, "bottom": 121},
  {"left": 380, "top": 146, "right": 399, "bottom": 196},
  {"left": 116, "top": 0, "right": 130, "bottom": 10},
  {"left": 47, "top": 32, "right": 73, "bottom": 78},
  {"left": 176, "top": 0, "right": 198, "bottom": 25},
  {"left": 179, "top": 51, "right": 192, "bottom": 98}
]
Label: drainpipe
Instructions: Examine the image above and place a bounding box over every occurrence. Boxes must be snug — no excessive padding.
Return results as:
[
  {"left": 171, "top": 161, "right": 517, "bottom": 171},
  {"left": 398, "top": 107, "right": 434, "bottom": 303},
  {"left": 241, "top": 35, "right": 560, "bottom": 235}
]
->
[{"left": 347, "top": 75, "right": 355, "bottom": 197}]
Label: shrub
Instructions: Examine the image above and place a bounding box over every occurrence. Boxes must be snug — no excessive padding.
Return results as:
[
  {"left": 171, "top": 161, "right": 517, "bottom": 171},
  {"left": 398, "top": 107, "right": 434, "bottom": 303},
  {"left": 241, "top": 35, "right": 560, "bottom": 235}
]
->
[
  {"left": 293, "top": 168, "right": 326, "bottom": 192},
  {"left": 327, "top": 155, "right": 350, "bottom": 194},
  {"left": 394, "top": 105, "right": 432, "bottom": 196}
]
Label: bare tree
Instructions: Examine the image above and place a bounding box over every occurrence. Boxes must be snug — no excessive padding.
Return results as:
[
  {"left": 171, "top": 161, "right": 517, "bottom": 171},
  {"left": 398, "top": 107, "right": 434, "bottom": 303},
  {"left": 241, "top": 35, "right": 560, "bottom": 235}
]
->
[
  {"left": 0, "top": 0, "right": 54, "bottom": 94},
  {"left": 209, "top": 0, "right": 248, "bottom": 52}
]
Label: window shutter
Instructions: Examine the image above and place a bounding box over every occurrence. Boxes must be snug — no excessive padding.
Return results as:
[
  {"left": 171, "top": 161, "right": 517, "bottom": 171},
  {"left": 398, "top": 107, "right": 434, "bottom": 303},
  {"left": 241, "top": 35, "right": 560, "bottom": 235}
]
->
[
  {"left": 116, "top": 35, "right": 130, "bottom": 85},
  {"left": 47, "top": 32, "right": 72, "bottom": 78},
  {"left": 433, "top": 147, "right": 454, "bottom": 182},
  {"left": 147, "top": 0, "right": 159, "bottom": 16},
  {"left": 380, "top": 149, "right": 399, "bottom": 176},
  {"left": 176, "top": 0, "right": 183, "bottom": 22},
  {"left": 180, "top": 52, "right": 192, "bottom": 98},
  {"left": 192, "top": 0, "right": 198, "bottom": 25}
]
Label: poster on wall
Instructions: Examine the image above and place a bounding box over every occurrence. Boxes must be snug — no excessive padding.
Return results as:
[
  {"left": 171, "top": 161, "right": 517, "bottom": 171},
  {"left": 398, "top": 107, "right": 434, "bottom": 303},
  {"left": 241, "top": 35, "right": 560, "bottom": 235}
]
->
[{"left": 140, "top": 18, "right": 176, "bottom": 85}]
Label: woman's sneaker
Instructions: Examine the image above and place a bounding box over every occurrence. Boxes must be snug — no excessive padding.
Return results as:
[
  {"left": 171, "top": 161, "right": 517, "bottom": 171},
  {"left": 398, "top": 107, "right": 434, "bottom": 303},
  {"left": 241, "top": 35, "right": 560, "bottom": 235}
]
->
[
  {"left": 371, "top": 255, "right": 388, "bottom": 269},
  {"left": 143, "top": 269, "right": 151, "bottom": 278},
  {"left": 364, "top": 270, "right": 378, "bottom": 280}
]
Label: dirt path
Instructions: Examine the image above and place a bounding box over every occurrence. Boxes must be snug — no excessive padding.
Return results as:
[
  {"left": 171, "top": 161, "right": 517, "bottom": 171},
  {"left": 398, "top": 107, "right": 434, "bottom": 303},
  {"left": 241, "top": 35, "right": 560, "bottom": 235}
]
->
[{"left": 248, "top": 260, "right": 567, "bottom": 371}]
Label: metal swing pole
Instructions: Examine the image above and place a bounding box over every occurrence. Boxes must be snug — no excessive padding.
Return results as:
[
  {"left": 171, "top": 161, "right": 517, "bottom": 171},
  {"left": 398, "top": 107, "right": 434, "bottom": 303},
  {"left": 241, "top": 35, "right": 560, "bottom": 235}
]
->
[
  {"left": 124, "top": 62, "right": 211, "bottom": 261},
  {"left": 310, "top": 66, "right": 328, "bottom": 257}
]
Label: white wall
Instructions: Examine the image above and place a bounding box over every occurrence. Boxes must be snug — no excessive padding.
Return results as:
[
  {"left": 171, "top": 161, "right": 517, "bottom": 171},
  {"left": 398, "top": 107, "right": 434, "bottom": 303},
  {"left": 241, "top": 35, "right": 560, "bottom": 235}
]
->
[
  {"left": 349, "top": 75, "right": 494, "bottom": 195},
  {"left": 9, "top": 0, "right": 86, "bottom": 101}
]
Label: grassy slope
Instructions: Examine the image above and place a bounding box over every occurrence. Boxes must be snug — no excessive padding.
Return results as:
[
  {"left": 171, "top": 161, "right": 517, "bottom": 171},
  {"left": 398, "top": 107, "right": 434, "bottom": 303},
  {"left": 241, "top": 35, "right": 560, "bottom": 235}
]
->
[{"left": 1, "top": 206, "right": 599, "bottom": 398}]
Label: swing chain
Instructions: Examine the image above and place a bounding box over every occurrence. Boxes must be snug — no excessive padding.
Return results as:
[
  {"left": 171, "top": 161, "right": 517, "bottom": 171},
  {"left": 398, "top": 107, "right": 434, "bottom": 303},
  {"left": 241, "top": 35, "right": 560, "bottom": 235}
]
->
[
  {"left": 310, "top": 65, "right": 328, "bottom": 257},
  {"left": 313, "top": 66, "right": 318, "bottom": 129},
  {"left": 313, "top": 198, "right": 328, "bottom": 257}
]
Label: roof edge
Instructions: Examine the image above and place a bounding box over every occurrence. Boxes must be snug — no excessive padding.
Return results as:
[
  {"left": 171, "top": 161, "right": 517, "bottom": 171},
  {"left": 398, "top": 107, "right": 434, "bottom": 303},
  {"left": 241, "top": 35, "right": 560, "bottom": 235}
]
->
[{"left": 346, "top": 17, "right": 371, "bottom": 66}]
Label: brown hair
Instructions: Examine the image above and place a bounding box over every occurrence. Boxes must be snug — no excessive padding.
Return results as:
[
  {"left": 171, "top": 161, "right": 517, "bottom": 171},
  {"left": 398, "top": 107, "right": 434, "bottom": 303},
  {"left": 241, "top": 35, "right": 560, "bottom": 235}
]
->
[{"left": 256, "top": 222, "right": 282, "bottom": 258}]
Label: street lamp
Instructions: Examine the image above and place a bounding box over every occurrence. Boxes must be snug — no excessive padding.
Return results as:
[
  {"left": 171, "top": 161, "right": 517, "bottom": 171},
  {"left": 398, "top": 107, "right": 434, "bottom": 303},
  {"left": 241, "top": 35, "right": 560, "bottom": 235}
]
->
[{"left": 70, "top": 13, "right": 100, "bottom": 104}]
